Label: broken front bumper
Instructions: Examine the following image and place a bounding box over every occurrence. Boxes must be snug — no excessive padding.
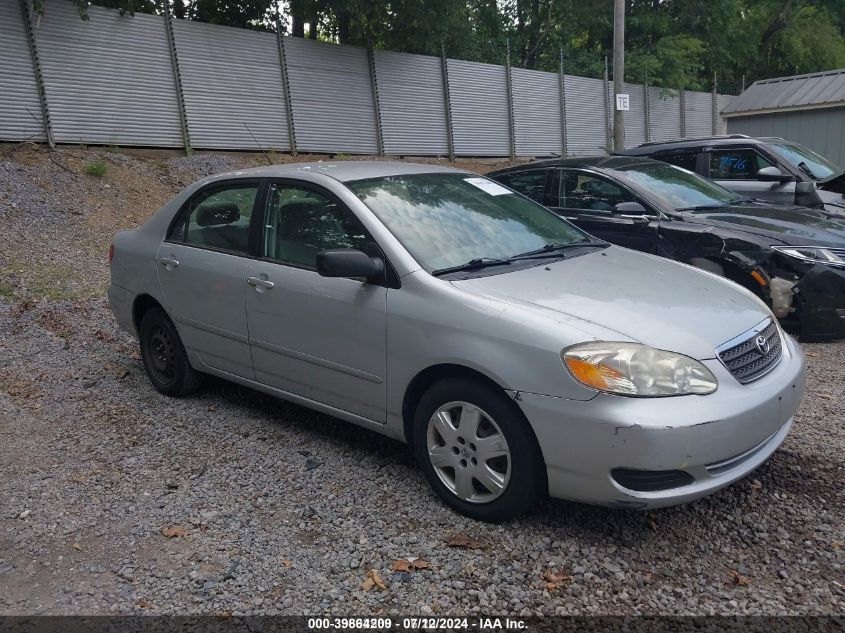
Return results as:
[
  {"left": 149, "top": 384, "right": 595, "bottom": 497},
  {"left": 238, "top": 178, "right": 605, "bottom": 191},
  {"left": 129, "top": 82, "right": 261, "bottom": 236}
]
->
[
  {"left": 514, "top": 334, "right": 805, "bottom": 509},
  {"left": 794, "top": 263, "right": 845, "bottom": 340}
]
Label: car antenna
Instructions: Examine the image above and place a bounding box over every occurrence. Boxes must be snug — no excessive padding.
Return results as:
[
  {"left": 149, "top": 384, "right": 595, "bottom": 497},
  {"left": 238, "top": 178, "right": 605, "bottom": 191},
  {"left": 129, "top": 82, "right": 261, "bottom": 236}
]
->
[{"left": 242, "top": 122, "right": 273, "bottom": 165}]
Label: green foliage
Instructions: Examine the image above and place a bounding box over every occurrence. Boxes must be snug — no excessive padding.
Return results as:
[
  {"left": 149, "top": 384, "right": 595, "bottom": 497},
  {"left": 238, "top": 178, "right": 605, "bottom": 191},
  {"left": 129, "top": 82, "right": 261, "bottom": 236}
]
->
[
  {"left": 83, "top": 161, "right": 108, "bottom": 177},
  {"left": 67, "top": 0, "right": 845, "bottom": 90}
]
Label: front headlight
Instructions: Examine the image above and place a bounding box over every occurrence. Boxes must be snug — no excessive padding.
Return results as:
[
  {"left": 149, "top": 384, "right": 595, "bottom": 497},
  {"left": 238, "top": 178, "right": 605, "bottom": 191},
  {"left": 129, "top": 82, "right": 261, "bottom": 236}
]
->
[
  {"left": 771, "top": 245, "right": 845, "bottom": 267},
  {"left": 562, "top": 342, "right": 718, "bottom": 397}
]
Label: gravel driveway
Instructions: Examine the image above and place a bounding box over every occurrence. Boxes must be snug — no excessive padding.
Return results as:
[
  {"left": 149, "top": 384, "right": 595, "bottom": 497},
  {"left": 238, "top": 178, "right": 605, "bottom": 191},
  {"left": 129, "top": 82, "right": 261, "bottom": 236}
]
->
[{"left": 0, "top": 146, "right": 843, "bottom": 616}]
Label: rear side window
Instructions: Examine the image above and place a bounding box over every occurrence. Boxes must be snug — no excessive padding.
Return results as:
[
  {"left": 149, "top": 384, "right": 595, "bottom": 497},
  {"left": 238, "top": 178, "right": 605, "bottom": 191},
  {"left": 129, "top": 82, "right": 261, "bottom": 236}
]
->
[
  {"left": 494, "top": 170, "right": 548, "bottom": 203},
  {"left": 709, "top": 149, "right": 774, "bottom": 180},
  {"left": 169, "top": 184, "right": 259, "bottom": 254},
  {"left": 657, "top": 152, "right": 698, "bottom": 172}
]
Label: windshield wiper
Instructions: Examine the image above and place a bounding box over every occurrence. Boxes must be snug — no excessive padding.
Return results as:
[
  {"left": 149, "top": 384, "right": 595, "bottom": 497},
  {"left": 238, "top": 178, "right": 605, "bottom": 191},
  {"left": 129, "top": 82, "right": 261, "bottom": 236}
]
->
[
  {"left": 508, "top": 240, "right": 608, "bottom": 261},
  {"left": 797, "top": 161, "right": 817, "bottom": 180},
  {"left": 431, "top": 257, "right": 512, "bottom": 277},
  {"left": 676, "top": 202, "right": 734, "bottom": 212}
]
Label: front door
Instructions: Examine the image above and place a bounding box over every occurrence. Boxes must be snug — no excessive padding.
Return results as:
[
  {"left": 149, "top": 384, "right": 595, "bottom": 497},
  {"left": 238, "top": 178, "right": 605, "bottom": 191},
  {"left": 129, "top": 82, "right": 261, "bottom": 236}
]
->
[
  {"left": 244, "top": 180, "right": 388, "bottom": 422},
  {"left": 156, "top": 180, "right": 260, "bottom": 379},
  {"left": 549, "top": 169, "right": 660, "bottom": 253}
]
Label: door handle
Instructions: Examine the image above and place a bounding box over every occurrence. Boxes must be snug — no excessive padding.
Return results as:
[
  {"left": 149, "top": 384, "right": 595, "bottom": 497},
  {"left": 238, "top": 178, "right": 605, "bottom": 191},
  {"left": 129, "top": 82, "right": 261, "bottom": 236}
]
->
[
  {"left": 158, "top": 256, "right": 179, "bottom": 268},
  {"left": 247, "top": 276, "right": 274, "bottom": 289}
]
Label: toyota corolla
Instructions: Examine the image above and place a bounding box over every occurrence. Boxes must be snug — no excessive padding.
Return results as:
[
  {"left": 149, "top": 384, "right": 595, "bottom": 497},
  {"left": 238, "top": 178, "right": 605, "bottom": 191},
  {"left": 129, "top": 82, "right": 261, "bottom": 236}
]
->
[{"left": 108, "top": 162, "right": 805, "bottom": 520}]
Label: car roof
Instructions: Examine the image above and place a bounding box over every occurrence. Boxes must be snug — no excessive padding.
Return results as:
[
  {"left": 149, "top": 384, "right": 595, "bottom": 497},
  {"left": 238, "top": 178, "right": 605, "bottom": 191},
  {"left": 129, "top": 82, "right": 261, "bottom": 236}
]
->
[
  {"left": 206, "top": 160, "right": 468, "bottom": 184},
  {"left": 489, "top": 155, "right": 660, "bottom": 175},
  {"left": 616, "top": 135, "right": 786, "bottom": 155}
]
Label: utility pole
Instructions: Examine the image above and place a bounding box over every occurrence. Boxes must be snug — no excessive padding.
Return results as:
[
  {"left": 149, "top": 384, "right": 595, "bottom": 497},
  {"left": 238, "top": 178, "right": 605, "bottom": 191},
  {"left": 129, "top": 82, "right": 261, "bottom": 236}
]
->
[{"left": 612, "top": 0, "right": 625, "bottom": 151}]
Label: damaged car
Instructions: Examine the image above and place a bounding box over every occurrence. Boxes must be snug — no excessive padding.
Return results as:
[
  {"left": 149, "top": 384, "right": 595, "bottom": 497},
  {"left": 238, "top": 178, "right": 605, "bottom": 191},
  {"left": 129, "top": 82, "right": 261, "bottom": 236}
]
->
[
  {"left": 110, "top": 162, "right": 804, "bottom": 519},
  {"left": 616, "top": 135, "right": 845, "bottom": 216},
  {"left": 490, "top": 156, "right": 845, "bottom": 340}
]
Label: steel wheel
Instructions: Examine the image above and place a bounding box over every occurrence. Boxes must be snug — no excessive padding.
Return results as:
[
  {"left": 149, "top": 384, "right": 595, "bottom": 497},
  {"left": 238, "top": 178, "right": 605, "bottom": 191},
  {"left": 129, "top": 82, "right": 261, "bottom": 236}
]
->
[
  {"left": 146, "top": 325, "right": 177, "bottom": 385},
  {"left": 426, "top": 400, "right": 512, "bottom": 504}
]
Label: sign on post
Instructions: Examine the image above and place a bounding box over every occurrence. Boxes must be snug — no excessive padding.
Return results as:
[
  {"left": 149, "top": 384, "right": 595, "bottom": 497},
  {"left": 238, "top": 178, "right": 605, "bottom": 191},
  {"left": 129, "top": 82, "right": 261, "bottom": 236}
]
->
[{"left": 615, "top": 93, "right": 630, "bottom": 111}]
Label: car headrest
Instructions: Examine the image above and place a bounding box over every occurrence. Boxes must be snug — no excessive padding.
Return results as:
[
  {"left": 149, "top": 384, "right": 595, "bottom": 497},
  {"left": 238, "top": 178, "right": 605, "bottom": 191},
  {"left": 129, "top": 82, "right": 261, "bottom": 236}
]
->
[
  {"left": 196, "top": 202, "right": 240, "bottom": 227},
  {"left": 277, "top": 200, "right": 332, "bottom": 237}
]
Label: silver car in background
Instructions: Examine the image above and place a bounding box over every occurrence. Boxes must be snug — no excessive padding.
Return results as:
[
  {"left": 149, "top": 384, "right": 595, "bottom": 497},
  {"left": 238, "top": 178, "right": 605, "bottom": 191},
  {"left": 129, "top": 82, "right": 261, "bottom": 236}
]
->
[{"left": 108, "top": 162, "right": 805, "bottom": 520}]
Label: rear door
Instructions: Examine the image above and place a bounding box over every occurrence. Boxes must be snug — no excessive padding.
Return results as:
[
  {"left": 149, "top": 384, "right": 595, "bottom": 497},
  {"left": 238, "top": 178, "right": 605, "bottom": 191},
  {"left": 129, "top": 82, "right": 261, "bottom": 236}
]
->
[
  {"left": 548, "top": 169, "right": 660, "bottom": 253},
  {"left": 705, "top": 146, "right": 795, "bottom": 204},
  {"left": 156, "top": 180, "right": 261, "bottom": 379},
  {"left": 244, "top": 180, "right": 388, "bottom": 422}
]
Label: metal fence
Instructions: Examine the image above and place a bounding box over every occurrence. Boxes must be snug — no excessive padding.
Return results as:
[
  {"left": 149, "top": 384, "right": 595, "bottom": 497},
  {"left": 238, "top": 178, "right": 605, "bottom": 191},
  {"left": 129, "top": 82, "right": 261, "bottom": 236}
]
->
[{"left": 2, "top": 0, "right": 736, "bottom": 157}]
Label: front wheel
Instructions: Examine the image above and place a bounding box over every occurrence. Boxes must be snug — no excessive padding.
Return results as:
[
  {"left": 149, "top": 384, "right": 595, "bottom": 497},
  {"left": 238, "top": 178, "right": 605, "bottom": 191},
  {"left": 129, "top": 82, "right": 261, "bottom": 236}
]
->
[
  {"left": 413, "top": 378, "right": 545, "bottom": 521},
  {"left": 139, "top": 307, "right": 203, "bottom": 396}
]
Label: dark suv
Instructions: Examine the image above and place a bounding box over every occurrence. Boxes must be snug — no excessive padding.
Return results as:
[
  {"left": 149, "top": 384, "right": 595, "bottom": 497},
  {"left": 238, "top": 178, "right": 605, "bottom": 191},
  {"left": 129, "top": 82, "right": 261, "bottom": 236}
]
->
[{"left": 616, "top": 135, "right": 845, "bottom": 215}]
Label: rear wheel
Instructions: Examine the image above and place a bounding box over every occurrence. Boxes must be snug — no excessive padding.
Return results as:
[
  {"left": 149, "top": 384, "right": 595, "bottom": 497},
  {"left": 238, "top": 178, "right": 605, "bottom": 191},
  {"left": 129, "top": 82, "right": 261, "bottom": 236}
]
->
[
  {"left": 413, "top": 378, "right": 545, "bottom": 521},
  {"left": 139, "top": 307, "right": 203, "bottom": 396}
]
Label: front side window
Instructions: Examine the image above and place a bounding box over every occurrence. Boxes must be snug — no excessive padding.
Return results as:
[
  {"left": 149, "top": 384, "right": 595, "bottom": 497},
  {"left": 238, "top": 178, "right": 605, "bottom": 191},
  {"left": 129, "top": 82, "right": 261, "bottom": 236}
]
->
[
  {"left": 170, "top": 183, "right": 258, "bottom": 254},
  {"left": 262, "top": 183, "right": 370, "bottom": 268},
  {"left": 709, "top": 149, "right": 774, "bottom": 180},
  {"left": 494, "top": 170, "right": 548, "bottom": 203},
  {"left": 347, "top": 173, "right": 590, "bottom": 272},
  {"left": 557, "top": 170, "right": 635, "bottom": 212}
]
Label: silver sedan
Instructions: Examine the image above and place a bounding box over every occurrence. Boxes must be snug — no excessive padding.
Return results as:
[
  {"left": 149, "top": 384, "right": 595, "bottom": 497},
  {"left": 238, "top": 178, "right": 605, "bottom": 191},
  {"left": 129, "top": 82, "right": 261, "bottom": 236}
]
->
[{"left": 108, "top": 162, "right": 805, "bottom": 520}]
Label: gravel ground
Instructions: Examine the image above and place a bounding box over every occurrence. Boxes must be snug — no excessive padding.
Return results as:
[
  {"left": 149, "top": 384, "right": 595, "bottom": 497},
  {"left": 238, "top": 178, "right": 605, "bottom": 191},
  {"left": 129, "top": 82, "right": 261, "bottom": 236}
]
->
[{"left": 0, "top": 146, "right": 843, "bottom": 617}]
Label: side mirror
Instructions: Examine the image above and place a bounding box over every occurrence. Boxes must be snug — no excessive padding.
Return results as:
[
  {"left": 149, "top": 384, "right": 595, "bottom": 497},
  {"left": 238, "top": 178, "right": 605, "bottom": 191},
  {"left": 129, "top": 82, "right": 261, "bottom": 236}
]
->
[
  {"left": 757, "top": 166, "right": 794, "bottom": 183},
  {"left": 316, "top": 248, "right": 384, "bottom": 280},
  {"left": 613, "top": 201, "right": 648, "bottom": 215}
]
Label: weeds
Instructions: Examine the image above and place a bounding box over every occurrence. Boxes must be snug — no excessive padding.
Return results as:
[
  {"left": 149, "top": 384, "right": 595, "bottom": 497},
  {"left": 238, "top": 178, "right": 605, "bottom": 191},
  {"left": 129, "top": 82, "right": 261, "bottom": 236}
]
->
[{"left": 83, "top": 161, "right": 108, "bottom": 177}]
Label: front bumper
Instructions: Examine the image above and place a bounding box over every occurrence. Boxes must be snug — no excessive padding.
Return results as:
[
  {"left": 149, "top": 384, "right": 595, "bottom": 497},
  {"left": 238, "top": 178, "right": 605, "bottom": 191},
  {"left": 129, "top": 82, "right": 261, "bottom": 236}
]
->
[
  {"left": 515, "top": 335, "right": 805, "bottom": 509},
  {"left": 794, "top": 263, "right": 845, "bottom": 340}
]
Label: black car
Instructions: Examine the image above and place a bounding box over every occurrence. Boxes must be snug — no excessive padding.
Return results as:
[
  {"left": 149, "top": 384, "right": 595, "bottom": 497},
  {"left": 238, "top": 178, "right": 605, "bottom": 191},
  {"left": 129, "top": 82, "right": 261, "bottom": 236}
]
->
[
  {"left": 616, "top": 134, "right": 845, "bottom": 216},
  {"left": 488, "top": 156, "right": 845, "bottom": 340}
]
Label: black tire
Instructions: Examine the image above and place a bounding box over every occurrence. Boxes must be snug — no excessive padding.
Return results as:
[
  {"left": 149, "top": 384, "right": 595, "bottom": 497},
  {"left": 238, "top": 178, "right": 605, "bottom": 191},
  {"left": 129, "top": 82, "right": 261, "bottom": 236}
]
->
[
  {"left": 412, "top": 378, "right": 546, "bottom": 522},
  {"left": 139, "top": 306, "right": 203, "bottom": 396}
]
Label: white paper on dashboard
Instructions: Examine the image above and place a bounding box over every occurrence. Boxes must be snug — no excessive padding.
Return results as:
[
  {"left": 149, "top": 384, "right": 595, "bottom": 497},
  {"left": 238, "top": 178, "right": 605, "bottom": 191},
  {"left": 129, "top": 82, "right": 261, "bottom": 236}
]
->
[{"left": 463, "top": 177, "right": 512, "bottom": 196}]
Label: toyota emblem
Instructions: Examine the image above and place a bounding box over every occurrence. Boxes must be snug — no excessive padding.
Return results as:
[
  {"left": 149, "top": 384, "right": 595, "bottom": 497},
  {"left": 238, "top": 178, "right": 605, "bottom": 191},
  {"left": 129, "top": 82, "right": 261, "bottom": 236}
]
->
[{"left": 755, "top": 335, "right": 770, "bottom": 356}]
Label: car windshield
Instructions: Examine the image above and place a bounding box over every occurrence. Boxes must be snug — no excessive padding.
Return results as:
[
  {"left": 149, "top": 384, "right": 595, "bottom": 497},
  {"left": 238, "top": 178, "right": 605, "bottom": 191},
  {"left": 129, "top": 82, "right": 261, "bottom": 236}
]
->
[
  {"left": 616, "top": 162, "right": 740, "bottom": 210},
  {"left": 347, "top": 173, "right": 591, "bottom": 272},
  {"left": 768, "top": 141, "right": 842, "bottom": 181}
]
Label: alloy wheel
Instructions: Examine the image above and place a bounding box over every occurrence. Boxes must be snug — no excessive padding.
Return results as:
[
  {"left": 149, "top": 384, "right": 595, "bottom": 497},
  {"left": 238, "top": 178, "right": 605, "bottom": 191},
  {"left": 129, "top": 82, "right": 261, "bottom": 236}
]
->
[{"left": 426, "top": 400, "right": 512, "bottom": 504}]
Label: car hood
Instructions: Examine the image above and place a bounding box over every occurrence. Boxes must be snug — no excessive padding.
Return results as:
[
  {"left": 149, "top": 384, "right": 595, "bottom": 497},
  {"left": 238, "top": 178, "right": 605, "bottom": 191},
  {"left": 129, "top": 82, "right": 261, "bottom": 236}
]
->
[
  {"left": 680, "top": 202, "right": 845, "bottom": 247},
  {"left": 451, "top": 246, "right": 770, "bottom": 360}
]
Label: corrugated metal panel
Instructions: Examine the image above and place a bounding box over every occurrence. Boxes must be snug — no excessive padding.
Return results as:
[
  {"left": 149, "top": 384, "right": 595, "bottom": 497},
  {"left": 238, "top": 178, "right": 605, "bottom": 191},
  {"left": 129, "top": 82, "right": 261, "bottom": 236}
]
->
[
  {"left": 374, "top": 49, "right": 448, "bottom": 155},
  {"left": 647, "top": 87, "right": 681, "bottom": 142},
  {"left": 284, "top": 37, "right": 378, "bottom": 155},
  {"left": 727, "top": 108, "right": 845, "bottom": 167},
  {"left": 172, "top": 21, "right": 289, "bottom": 151},
  {"left": 684, "top": 90, "right": 712, "bottom": 137},
  {"left": 33, "top": 0, "right": 183, "bottom": 147},
  {"left": 564, "top": 75, "right": 606, "bottom": 156},
  {"left": 447, "top": 59, "right": 510, "bottom": 156},
  {"left": 716, "top": 94, "right": 735, "bottom": 134},
  {"left": 511, "top": 67, "right": 561, "bottom": 157},
  {"left": 725, "top": 69, "right": 845, "bottom": 114},
  {"left": 621, "top": 82, "right": 646, "bottom": 148},
  {"left": 0, "top": 2, "right": 44, "bottom": 142}
]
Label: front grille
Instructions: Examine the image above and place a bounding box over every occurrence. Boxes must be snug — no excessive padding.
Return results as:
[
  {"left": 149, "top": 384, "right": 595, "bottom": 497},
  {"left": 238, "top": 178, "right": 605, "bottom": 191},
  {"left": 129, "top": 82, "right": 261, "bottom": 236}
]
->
[
  {"left": 611, "top": 468, "right": 695, "bottom": 492},
  {"left": 716, "top": 319, "right": 782, "bottom": 384}
]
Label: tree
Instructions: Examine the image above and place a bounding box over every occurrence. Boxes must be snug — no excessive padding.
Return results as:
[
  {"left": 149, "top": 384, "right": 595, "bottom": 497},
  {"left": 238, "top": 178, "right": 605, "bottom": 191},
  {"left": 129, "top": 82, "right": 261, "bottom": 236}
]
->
[{"left": 56, "top": 0, "right": 845, "bottom": 90}]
